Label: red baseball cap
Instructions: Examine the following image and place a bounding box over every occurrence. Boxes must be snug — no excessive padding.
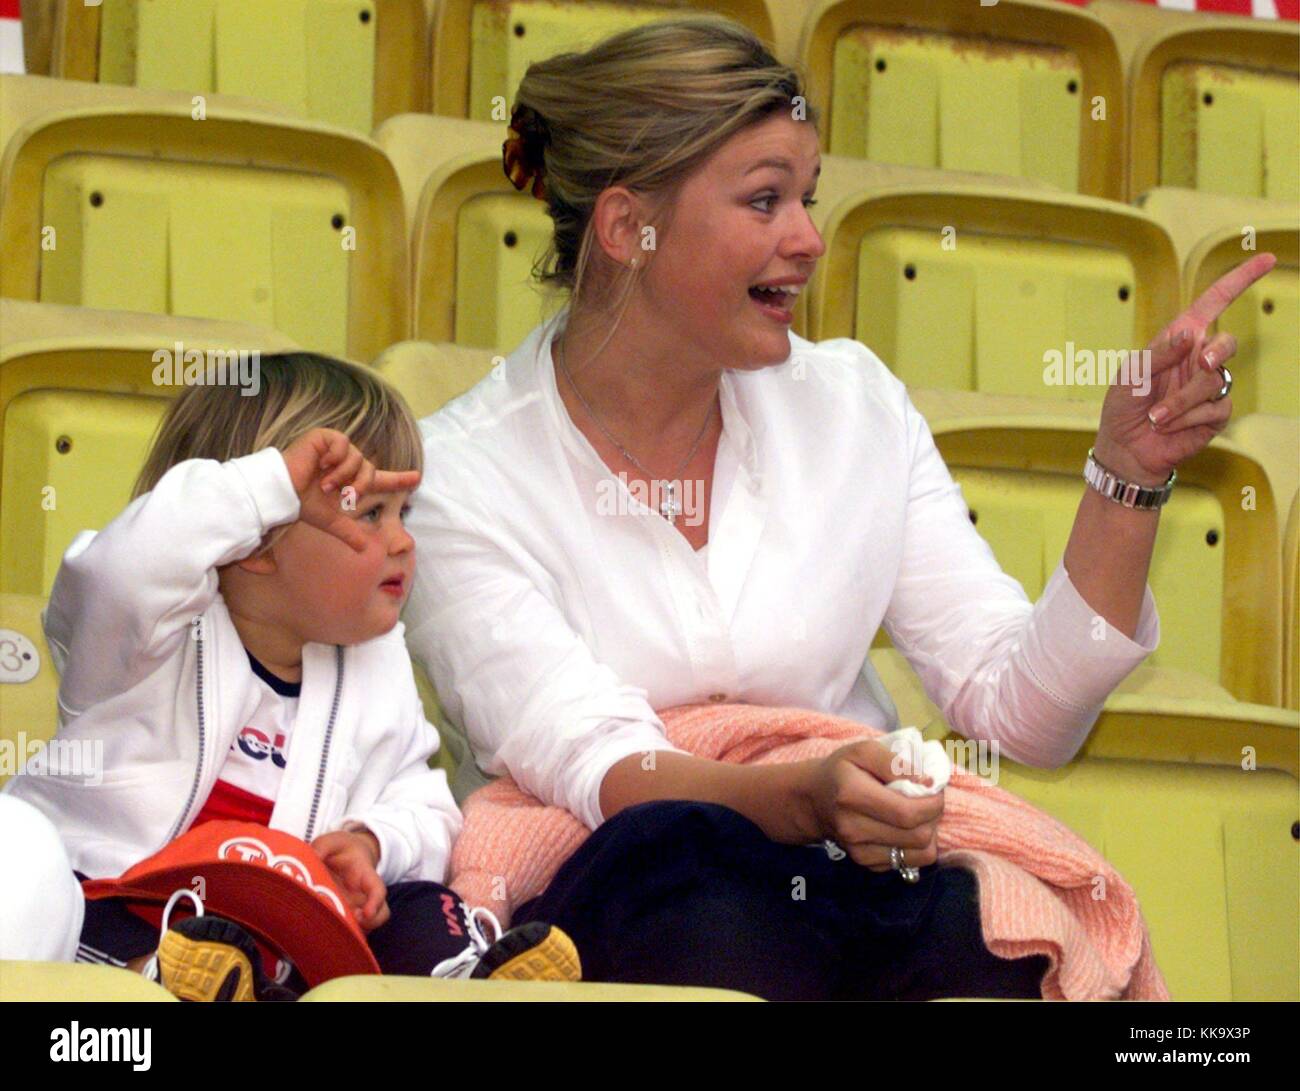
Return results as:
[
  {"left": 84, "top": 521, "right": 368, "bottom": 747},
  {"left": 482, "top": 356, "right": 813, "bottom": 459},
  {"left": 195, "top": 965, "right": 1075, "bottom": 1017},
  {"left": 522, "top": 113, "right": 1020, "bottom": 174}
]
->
[{"left": 81, "top": 821, "right": 381, "bottom": 986}]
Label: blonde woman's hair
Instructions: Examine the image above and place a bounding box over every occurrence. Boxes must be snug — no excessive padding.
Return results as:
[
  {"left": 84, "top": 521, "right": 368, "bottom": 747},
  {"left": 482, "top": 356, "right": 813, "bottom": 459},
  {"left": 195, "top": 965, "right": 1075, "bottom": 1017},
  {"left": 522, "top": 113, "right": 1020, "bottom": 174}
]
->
[
  {"left": 132, "top": 352, "right": 423, "bottom": 553},
  {"left": 509, "top": 15, "right": 819, "bottom": 335}
]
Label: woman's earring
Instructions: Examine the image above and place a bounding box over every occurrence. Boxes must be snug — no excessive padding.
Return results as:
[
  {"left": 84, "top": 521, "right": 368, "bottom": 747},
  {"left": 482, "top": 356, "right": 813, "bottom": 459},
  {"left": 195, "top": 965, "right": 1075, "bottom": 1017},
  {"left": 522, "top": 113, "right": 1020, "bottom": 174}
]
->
[{"left": 630, "top": 256, "right": 639, "bottom": 269}]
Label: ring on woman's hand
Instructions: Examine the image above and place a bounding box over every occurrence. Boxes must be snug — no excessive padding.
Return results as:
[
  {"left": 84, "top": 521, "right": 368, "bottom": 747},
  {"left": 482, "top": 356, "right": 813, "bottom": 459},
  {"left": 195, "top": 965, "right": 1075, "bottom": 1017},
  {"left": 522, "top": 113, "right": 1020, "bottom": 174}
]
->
[
  {"left": 1211, "top": 364, "right": 1233, "bottom": 402},
  {"left": 890, "top": 846, "right": 921, "bottom": 884}
]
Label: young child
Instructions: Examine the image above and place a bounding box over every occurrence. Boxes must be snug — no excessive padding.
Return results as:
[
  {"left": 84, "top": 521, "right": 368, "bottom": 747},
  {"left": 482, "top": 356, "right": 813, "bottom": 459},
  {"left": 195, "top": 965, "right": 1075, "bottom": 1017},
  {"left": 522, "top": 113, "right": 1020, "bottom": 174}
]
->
[{"left": 2, "top": 352, "right": 578, "bottom": 999}]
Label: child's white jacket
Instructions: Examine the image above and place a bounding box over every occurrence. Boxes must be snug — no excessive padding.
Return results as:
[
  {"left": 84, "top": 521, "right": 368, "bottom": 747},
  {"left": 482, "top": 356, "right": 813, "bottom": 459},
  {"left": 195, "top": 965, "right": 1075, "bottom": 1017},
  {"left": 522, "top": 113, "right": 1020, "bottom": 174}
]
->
[{"left": 2, "top": 447, "right": 462, "bottom": 885}]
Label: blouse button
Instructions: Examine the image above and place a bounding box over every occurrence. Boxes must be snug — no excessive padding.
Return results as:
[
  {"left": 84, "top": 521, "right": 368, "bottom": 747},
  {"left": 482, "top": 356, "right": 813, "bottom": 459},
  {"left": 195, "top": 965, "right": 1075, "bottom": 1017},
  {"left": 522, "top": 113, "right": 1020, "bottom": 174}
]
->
[{"left": 708, "top": 692, "right": 727, "bottom": 703}]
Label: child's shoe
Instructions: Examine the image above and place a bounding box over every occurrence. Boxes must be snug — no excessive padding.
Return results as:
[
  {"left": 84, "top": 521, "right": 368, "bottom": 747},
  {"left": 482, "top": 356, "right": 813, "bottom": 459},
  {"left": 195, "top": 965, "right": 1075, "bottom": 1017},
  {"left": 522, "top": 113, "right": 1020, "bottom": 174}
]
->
[
  {"left": 142, "top": 889, "right": 300, "bottom": 1002},
  {"left": 431, "top": 906, "right": 581, "bottom": 982}
]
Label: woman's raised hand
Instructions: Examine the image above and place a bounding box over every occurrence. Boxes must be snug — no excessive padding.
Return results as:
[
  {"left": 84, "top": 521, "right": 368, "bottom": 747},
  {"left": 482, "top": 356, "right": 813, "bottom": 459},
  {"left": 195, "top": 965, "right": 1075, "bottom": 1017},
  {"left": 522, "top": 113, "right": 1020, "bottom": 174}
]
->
[
  {"left": 281, "top": 428, "right": 422, "bottom": 553},
  {"left": 805, "top": 738, "right": 942, "bottom": 872},
  {"left": 1092, "top": 252, "right": 1276, "bottom": 486}
]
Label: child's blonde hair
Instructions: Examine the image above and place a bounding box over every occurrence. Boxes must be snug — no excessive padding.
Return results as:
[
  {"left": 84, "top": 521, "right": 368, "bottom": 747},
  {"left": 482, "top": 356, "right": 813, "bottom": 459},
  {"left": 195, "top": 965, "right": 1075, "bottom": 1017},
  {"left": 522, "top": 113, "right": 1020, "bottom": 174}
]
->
[{"left": 133, "top": 352, "right": 423, "bottom": 553}]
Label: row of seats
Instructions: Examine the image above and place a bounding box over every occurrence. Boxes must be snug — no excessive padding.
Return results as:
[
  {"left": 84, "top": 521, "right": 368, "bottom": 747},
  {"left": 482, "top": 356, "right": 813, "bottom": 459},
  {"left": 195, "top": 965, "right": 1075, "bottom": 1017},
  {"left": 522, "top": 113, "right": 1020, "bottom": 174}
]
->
[
  {"left": 18, "top": 0, "right": 1299, "bottom": 204},
  {"left": 1, "top": 292, "right": 1296, "bottom": 708},
  {"left": 1, "top": 296, "right": 1296, "bottom": 711},
  {"left": 1, "top": 302, "right": 1296, "bottom": 1000},
  {"left": 1, "top": 74, "right": 1296, "bottom": 415}
]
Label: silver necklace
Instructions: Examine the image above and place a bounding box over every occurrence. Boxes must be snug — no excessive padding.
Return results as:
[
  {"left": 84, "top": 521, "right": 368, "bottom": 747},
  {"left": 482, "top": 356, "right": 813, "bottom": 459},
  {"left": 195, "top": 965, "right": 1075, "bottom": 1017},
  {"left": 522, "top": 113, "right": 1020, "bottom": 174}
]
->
[{"left": 555, "top": 336, "right": 715, "bottom": 526}]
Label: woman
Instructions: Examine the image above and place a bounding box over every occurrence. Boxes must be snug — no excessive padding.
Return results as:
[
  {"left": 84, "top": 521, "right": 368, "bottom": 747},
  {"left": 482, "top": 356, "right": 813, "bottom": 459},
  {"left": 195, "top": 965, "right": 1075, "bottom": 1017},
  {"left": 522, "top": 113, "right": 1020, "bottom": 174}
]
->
[{"left": 402, "top": 17, "right": 1272, "bottom": 1000}]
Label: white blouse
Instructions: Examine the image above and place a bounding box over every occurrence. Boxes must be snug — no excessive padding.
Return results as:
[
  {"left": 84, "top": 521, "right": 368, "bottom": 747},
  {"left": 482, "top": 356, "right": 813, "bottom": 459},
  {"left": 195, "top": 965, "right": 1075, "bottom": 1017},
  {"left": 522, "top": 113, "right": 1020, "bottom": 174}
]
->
[{"left": 403, "top": 308, "right": 1159, "bottom": 830}]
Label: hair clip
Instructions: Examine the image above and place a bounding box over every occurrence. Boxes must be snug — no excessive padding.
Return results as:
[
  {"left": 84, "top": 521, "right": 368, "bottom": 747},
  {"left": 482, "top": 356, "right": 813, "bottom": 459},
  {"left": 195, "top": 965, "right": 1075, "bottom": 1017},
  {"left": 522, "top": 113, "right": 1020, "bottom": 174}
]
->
[{"left": 503, "top": 105, "right": 547, "bottom": 202}]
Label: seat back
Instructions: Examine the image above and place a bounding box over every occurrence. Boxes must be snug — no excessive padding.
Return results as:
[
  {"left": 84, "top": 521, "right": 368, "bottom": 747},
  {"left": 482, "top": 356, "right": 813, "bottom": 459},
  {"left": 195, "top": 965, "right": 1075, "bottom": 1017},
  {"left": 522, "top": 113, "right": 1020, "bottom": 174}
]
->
[
  {"left": 0, "top": 299, "right": 298, "bottom": 599},
  {"left": 431, "top": 0, "right": 778, "bottom": 118},
  {"left": 52, "top": 0, "right": 431, "bottom": 134},
  {"left": 911, "top": 388, "right": 1283, "bottom": 706},
  {"left": 371, "top": 339, "right": 499, "bottom": 419},
  {"left": 375, "top": 114, "right": 562, "bottom": 350},
  {"left": 1137, "top": 187, "right": 1298, "bottom": 419},
  {"left": 991, "top": 754, "right": 1299, "bottom": 1000},
  {"left": 1090, "top": 0, "right": 1300, "bottom": 203},
  {"left": 799, "top": 0, "right": 1126, "bottom": 198},
  {"left": 810, "top": 180, "right": 1180, "bottom": 403},
  {"left": 0, "top": 75, "right": 409, "bottom": 360}
]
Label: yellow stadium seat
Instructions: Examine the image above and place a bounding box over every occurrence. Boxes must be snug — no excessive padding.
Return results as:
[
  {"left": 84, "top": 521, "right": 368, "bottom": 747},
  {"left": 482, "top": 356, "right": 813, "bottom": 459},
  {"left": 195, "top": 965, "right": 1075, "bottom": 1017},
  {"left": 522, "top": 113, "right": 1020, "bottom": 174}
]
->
[
  {"left": 374, "top": 113, "right": 559, "bottom": 350},
  {"left": 1089, "top": 0, "right": 1299, "bottom": 204},
  {"left": 0, "top": 75, "right": 409, "bottom": 360},
  {"left": 1222, "top": 413, "right": 1299, "bottom": 544},
  {"left": 1138, "top": 188, "right": 1298, "bottom": 420},
  {"left": 808, "top": 174, "right": 1181, "bottom": 403},
  {"left": 799, "top": 153, "right": 1055, "bottom": 332},
  {"left": 0, "top": 592, "right": 60, "bottom": 790},
  {"left": 298, "top": 976, "right": 763, "bottom": 1001},
  {"left": 49, "top": 0, "right": 430, "bottom": 134},
  {"left": 430, "top": 1, "right": 780, "bottom": 119},
  {"left": 903, "top": 388, "right": 1283, "bottom": 707},
  {"left": 798, "top": 0, "right": 1127, "bottom": 199},
  {"left": 0, "top": 961, "right": 178, "bottom": 1001},
  {"left": 375, "top": 113, "right": 500, "bottom": 233},
  {"left": 372, "top": 339, "right": 499, "bottom": 418},
  {"left": 0, "top": 298, "right": 298, "bottom": 600},
  {"left": 1285, "top": 493, "right": 1299, "bottom": 712},
  {"left": 996, "top": 757, "right": 1296, "bottom": 1001}
]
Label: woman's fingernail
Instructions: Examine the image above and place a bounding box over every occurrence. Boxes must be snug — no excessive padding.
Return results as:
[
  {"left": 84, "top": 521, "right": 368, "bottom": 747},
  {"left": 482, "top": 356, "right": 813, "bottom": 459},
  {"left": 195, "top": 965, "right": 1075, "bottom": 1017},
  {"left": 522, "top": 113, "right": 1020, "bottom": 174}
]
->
[
  {"left": 1202, "top": 351, "right": 1217, "bottom": 370},
  {"left": 1149, "top": 406, "right": 1170, "bottom": 427}
]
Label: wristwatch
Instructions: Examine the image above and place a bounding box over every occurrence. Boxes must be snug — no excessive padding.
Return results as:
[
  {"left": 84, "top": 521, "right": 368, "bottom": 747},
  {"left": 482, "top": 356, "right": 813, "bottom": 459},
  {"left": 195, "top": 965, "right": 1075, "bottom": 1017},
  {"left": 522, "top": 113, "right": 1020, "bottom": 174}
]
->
[{"left": 1083, "top": 447, "right": 1176, "bottom": 510}]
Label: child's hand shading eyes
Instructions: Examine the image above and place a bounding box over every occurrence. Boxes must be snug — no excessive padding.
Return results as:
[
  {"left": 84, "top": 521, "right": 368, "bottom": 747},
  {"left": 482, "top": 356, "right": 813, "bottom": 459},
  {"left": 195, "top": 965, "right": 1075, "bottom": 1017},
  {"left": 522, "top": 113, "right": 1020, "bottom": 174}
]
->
[{"left": 282, "top": 428, "right": 421, "bottom": 553}]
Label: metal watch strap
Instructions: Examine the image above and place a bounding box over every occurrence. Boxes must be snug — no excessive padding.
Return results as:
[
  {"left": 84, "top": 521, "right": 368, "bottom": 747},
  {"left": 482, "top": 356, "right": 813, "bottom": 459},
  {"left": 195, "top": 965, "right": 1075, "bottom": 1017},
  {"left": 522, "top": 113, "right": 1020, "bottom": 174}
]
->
[{"left": 1083, "top": 447, "right": 1176, "bottom": 510}]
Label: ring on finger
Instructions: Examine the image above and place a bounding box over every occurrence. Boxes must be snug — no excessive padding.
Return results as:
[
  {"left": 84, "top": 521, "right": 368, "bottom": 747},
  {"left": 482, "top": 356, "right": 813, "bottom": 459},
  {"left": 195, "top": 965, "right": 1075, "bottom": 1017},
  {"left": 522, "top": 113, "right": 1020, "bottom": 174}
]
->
[
  {"left": 890, "top": 845, "right": 922, "bottom": 884},
  {"left": 1211, "top": 364, "right": 1232, "bottom": 403}
]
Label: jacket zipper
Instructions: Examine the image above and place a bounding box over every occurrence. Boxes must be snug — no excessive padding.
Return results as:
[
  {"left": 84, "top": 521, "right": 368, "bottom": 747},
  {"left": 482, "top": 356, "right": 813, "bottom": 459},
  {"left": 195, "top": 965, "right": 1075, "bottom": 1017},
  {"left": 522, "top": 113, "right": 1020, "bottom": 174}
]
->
[
  {"left": 164, "top": 618, "right": 345, "bottom": 846},
  {"left": 303, "top": 644, "right": 345, "bottom": 843},
  {"left": 164, "top": 615, "right": 209, "bottom": 847}
]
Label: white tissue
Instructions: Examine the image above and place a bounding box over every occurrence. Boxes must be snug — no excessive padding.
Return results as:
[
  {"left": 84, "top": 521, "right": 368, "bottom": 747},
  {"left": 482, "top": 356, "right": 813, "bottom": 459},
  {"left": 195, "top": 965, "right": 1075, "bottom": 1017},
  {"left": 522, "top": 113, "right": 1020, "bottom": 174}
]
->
[{"left": 875, "top": 726, "right": 950, "bottom": 797}]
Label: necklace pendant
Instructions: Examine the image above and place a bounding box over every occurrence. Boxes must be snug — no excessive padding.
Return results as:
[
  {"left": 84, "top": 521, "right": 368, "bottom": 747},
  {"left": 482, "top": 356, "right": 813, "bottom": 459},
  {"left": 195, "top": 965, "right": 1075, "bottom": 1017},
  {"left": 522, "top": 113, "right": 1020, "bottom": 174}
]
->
[{"left": 659, "top": 480, "right": 681, "bottom": 526}]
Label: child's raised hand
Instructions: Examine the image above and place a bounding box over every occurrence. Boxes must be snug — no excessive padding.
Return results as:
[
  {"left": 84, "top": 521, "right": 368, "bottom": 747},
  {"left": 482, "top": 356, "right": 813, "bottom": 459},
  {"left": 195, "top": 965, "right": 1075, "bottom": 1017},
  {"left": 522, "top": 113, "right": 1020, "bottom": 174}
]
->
[
  {"left": 312, "top": 829, "right": 391, "bottom": 932},
  {"left": 282, "top": 428, "right": 421, "bottom": 553}
]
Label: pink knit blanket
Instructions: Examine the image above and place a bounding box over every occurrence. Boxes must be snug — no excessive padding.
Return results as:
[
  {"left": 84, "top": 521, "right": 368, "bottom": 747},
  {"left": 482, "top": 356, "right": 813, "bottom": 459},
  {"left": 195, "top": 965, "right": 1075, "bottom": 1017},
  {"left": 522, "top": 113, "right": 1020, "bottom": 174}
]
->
[{"left": 449, "top": 704, "right": 1170, "bottom": 1001}]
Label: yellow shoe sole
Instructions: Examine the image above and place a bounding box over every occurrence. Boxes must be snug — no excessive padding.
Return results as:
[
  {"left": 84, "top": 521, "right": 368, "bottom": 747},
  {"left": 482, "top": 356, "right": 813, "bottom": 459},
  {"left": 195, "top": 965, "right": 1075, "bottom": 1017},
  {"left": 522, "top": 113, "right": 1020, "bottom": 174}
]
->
[
  {"left": 155, "top": 915, "right": 297, "bottom": 1001},
  {"left": 157, "top": 930, "right": 256, "bottom": 1002},
  {"left": 480, "top": 924, "right": 582, "bottom": 982}
]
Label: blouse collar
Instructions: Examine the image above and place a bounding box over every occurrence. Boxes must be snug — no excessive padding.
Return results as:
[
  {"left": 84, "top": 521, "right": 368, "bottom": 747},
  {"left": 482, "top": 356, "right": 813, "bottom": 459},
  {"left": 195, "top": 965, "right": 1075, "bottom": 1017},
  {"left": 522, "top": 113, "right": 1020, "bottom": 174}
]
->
[{"left": 533, "top": 304, "right": 763, "bottom": 487}]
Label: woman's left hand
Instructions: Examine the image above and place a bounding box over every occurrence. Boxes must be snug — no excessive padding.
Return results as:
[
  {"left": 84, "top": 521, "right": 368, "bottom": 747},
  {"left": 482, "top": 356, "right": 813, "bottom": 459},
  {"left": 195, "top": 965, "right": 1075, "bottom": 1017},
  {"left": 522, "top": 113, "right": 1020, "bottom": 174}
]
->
[{"left": 1092, "top": 252, "right": 1277, "bottom": 487}]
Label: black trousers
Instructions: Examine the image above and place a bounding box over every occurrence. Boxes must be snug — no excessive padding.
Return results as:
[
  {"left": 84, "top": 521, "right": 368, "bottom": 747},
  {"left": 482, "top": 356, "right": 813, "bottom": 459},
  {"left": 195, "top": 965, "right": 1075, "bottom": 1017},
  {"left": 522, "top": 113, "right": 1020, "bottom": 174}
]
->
[
  {"left": 513, "top": 800, "right": 1050, "bottom": 1001},
  {"left": 75, "top": 871, "right": 475, "bottom": 987}
]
